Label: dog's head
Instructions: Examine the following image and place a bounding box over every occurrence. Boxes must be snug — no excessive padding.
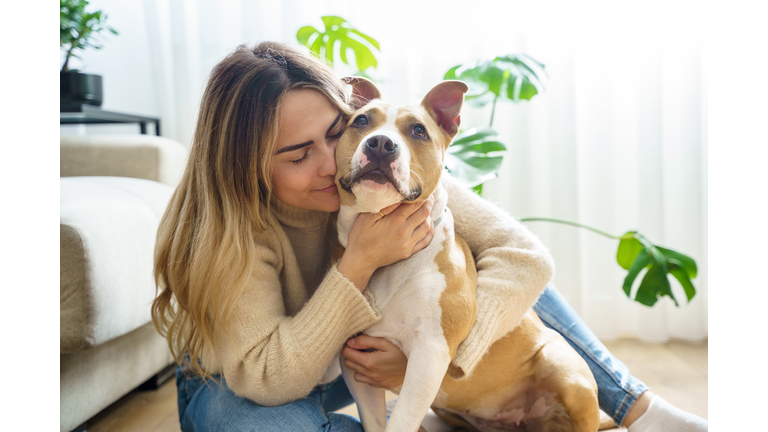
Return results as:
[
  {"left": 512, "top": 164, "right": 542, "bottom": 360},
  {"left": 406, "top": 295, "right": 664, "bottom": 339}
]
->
[{"left": 335, "top": 78, "right": 468, "bottom": 212}]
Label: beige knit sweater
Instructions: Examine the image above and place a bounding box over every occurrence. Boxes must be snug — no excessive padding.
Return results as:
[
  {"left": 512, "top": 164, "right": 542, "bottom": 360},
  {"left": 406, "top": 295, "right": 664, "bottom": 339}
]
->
[{"left": 201, "top": 174, "right": 555, "bottom": 407}]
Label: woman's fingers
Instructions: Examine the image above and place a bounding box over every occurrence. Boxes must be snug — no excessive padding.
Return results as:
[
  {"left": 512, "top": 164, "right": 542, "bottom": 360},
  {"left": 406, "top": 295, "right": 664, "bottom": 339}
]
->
[
  {"left": 342, "top": 335, "right": 408, "bottom": 389},
  {"left": 343, "top": 354, "right": 372, "bottom": 375},
  {"left": 412, "top": 219, "right": 435, "bottom": 254},
  {"left": 343, "top": 353, "right": 382, "bottom": 386},
  {"left": 391, "top": 199, "right": 429, "bottom": 220},
  {"left": 379, "top": 202, "right": 401, "bottom": 217},
  {"left": 353, "top": 372, "right": 382, "bottom": 388},
  {"left": 348, "top": 334, "right": 391, "bottom": 351}
]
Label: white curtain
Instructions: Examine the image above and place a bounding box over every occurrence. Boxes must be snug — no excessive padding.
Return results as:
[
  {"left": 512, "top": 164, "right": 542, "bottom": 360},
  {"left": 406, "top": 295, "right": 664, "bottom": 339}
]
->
[{"left": 142, "top": 0, "right": 707, "bottom": 342}]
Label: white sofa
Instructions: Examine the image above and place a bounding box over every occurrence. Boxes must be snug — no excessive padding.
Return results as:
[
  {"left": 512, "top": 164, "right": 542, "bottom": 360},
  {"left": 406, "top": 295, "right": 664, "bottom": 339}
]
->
[{"left": 60, "top": 134, "right": 187, "bottom": 432}]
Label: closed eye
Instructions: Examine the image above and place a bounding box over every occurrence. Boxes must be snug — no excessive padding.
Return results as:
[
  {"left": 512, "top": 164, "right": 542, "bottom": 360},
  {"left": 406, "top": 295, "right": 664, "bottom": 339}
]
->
[
  {"left": 328, "top": 129, "right": 345, "bottom": 140},
  {"left": 292, "top": 150, "right": 309, "bottom": 165}
]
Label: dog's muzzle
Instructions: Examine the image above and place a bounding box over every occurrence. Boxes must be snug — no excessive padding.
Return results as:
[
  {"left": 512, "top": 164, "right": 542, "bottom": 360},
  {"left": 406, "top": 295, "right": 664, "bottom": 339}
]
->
[{"left": 339, "top": 134, "right": 421, "bottom": 201}]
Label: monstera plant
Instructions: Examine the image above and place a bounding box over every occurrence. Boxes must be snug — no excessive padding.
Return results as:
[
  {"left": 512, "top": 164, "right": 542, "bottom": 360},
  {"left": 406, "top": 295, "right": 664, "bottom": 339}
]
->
[
  {"left": 296, "top": 17, "right": 698, "bottom": 308},
  {"left": 442, "top": 55, "right": 547, "bottom": 193},
  {"left": 296, "top": 16, "right": 380, "bottom": 76}
]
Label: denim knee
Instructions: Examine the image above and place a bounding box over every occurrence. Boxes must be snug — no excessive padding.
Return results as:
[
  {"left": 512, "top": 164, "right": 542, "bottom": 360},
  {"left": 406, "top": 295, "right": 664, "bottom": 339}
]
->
[{"left": 176, "top": 367, "right": 362, "bottom": 432}]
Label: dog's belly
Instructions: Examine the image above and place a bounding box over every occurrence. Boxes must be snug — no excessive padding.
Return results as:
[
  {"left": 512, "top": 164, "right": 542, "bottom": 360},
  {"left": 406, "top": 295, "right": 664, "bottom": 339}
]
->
[{"left": 433, "top": 310, "right": 600, "bottom": 431}]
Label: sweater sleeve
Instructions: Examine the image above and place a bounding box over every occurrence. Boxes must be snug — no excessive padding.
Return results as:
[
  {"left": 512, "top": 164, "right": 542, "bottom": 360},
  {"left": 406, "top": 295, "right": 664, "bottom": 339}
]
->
[
  {"left": 443, "top": 173, "right": 555, "bottom": 380},
  {"left": 210, "top": 231, "right": 381, "bottom": 406}
]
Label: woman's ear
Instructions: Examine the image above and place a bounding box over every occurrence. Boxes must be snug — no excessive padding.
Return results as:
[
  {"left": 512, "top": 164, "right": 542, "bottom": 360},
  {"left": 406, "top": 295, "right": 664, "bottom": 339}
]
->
[{"left": 343, "top": 76, "right": 381, "bottom": 110}]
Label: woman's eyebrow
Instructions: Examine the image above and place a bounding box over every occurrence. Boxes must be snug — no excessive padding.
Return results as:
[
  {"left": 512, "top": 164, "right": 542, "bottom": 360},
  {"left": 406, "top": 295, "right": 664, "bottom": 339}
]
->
[
  {"left": 276, "top": 141, "right": 312, "bottom": 154},
  {"left": 276, "top": 112, "right": 343, "bottom": 155},
  {"left": 327, "top": 112, "right": 342, "bottom": 133}
]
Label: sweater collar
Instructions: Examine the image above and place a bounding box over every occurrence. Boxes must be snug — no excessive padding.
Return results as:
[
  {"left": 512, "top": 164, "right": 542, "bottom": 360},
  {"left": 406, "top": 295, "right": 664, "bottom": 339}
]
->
[{"left": 271, "top": 197, "right": 330, "bottom": 229}]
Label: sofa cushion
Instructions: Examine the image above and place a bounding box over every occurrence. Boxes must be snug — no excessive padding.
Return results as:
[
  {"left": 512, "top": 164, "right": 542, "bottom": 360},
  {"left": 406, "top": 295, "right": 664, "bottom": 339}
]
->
[
  {"left": 60, "top": 135, "right": 187, "bottom": 187},
  {"left": 60, "top": 176, "right": 174, "bottom": 352}
]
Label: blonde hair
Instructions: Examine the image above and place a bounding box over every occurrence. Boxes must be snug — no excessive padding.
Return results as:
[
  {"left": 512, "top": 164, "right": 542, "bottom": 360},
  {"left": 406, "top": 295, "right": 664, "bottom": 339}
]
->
[{"left": 152, "top": 42, "right": 353, "bottom": 380}]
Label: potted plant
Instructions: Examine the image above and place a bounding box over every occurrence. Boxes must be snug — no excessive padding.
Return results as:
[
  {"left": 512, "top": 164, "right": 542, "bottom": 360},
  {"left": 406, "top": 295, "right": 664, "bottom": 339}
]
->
[{"left": 60, "top": 0, "right": 117, "bottom": 111}]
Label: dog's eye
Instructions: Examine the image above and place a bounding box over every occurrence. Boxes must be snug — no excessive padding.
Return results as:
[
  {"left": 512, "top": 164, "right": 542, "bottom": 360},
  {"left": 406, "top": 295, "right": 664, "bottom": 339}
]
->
[
  {"left": 353, "top": 115, "right": 369, "bottom": 126},
  {"left": 413, "top": 124, "right": 427, "bottom": 138}
]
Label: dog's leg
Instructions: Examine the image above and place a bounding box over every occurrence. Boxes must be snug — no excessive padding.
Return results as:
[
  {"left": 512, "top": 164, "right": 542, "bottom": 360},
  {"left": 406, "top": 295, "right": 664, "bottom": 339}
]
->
[
  {"left": 340, "top": 356, "right": 387, "bottom": 432},
  {"left": 386, "top": 342, "right": 451, "bottom": 432}
]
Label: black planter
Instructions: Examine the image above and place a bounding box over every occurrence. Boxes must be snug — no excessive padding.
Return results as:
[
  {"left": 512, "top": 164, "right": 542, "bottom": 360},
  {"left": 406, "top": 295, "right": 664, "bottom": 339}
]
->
[{"left": 60, "top": 71, "right": 103, "bottom": 111}]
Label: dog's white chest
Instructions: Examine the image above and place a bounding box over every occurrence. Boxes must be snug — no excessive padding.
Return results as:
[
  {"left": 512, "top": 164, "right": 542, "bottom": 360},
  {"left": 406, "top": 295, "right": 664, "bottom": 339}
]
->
[{"left": 363, "top": 218, "right": 452, "bottom": 356}]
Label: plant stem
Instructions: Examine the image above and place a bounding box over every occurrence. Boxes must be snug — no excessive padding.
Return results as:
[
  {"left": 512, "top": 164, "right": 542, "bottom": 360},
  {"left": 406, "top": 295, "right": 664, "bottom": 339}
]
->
[
  {"left": 489, "top": 95, "right": 498, "bottom": 127},
  {"left": 519, "top": 217, "right": 624, "bottom": 240},
  {"left": 62, "top": 45, "right": 75, "bottom": 72}
]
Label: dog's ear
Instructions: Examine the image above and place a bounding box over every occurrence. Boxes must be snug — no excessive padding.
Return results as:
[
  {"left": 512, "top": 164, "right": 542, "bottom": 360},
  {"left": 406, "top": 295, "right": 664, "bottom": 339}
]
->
[
  {"left": 342, "top": 76, "right": 381, "bottom": 111},
  {"left": 420, "top": 80, "right": 468, "bottom": 138}
]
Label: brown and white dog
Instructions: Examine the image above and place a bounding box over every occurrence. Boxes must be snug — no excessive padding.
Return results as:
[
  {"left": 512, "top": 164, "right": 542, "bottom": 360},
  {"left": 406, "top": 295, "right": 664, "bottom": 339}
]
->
[{"left": 335, "top": 77, "right": 600, "bottom": 432}]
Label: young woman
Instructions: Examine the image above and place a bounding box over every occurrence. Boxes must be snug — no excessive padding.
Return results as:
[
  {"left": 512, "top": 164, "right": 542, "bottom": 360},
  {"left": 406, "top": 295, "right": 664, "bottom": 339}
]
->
[{"left": 152, "top": 41, "right": 707, "bottom": 432}]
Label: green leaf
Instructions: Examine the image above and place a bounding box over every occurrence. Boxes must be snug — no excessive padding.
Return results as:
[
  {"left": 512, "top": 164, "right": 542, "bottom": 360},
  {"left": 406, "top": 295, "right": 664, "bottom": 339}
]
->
[
  {"left": 668, "top": 263, "right": 697, "bottom": 302},
  {"left": 350, "top": 29, "right": 380, "bottom": 50},
  {"left": 444, "top": 128, "right": 507, "bottom": 188},
  {"left": 617, "top": 233, "right": 643, "bottom": 270},
  {"left": 622, "top": 249, "right": 652, "bottom": 297},
  {"left": 636, "top": 264, "right": 670, "bottom": 307},
  {"left": 309, "top": 32, "right": 325, "bottom": 58},
  {"left": 342, "top": 37, "right": 378, "bottom": 71},
  {"left": 444, "top": 153, "right": 501, "bottom": 188},
  {"left": 444, "top": 54, "right": 547, "bottom": 107},
  {"left": 456, "top": 155, "right": 504, "bottom": 172},
  {"left": 657, "top": 246, "right": 698, "bottom": 278},
  {"left": 448, "top": 140, "right": 507, "bottom": 155},
  {"left": 339, "top": 39, "right": 349, "bottom": 65},
  {"left": 615, "top": 231, "right": 697, "bottom": 307},
  {"left": 296, "top": 25, "right": 318, "bottom": 46},
  {"left": 484, "top": 65, "right": 506, "bottom": 97},
  {"left": 450, "top": 127, "right": 502, "bottom": 146},
  {"left": 444, "top": 65, "right": 460, "bottom": 80},
  {"left": 321, "top": 15, "right": 347, "bottom": 29},
  {"left": 515, "top": 53, "right": 546, "bottom": 72},
  {"left": 506, "top": 67, "right": 522, "bottom": 100},
  {"left": 297, "top": 16, "right": 379, "bottom": 71},
  {"left": 324, "top": 35, "right": 335, "bottom": 63},
  {"left": 518, "top": 75, "right": 538, "bottom": 100},
  {"left": 464, "top": 91, "right": 496, "bottom": 107}
]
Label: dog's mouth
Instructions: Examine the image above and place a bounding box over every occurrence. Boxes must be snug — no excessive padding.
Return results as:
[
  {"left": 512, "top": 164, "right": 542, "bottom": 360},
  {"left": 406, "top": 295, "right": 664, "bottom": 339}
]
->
[{"left": 339, "top": 164, "right": 421, "bottom": 201}]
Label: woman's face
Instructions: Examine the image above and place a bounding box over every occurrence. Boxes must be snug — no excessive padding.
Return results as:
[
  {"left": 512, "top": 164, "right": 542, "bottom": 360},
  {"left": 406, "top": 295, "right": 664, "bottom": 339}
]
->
[{"left": 271, "top": 88, "right": 344, "bottom": 212}]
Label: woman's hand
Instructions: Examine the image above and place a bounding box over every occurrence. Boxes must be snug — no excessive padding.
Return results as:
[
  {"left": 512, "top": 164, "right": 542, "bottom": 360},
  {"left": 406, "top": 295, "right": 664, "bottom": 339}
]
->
[
  {"left": 342, "top": 334, "right": 407, "bottom": 390},
  {"left": 338, "top": 196, "right": 435, "bottom": 291}
]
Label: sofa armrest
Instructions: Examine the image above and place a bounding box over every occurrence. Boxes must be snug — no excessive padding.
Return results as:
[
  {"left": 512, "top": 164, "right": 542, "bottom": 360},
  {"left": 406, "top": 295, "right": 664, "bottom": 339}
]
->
[
  {"left": 60, "top": 176, "right": 174, "bottom": 352},
  {"left": 60, "top": 135, "right": 188, "bottom": 187}
]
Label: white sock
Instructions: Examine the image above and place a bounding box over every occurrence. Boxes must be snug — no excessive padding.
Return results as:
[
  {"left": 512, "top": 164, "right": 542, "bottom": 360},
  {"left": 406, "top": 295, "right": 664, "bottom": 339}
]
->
[{"left": 628, "top": 395, "right": 708, "bottom": 432}]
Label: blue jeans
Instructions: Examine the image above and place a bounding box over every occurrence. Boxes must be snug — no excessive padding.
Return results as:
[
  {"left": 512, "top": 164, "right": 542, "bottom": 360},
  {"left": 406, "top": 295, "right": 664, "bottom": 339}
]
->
[
  {"left": 176, "top": 368, "right": 361, "bottom": 431},
  {"left": 176, "top": 284, "right": 647, "bottom": 430}
]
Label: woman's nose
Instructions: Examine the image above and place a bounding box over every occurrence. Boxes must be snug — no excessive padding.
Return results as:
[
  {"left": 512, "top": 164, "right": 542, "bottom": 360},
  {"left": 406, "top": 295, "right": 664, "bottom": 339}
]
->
[{"left": 319, "top": 143, "right": 337, "bottom": 177}]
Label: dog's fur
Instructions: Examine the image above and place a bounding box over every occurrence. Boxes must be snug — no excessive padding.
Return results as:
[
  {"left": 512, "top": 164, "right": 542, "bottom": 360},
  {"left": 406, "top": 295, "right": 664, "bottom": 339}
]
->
[{"left": 334, "top": 77, "right": 600, "bottom": 432}]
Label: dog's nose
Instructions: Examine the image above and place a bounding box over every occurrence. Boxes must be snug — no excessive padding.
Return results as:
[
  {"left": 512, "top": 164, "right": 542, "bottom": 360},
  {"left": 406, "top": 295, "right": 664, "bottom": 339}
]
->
[{"left": 365, "top": 135, "right": 398, "bottom": 157}]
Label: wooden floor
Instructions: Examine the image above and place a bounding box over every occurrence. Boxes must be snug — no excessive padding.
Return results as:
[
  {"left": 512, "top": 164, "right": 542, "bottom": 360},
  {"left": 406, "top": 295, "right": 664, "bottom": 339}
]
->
[{"left": 84, "top": 338, "right": 707, "bottom": 432}]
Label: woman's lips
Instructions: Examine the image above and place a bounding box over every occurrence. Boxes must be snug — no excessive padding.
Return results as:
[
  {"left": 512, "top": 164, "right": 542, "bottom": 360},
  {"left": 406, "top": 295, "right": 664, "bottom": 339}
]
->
[{"left": 317, "top": 183, "right": 338, "bottom": 193}]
